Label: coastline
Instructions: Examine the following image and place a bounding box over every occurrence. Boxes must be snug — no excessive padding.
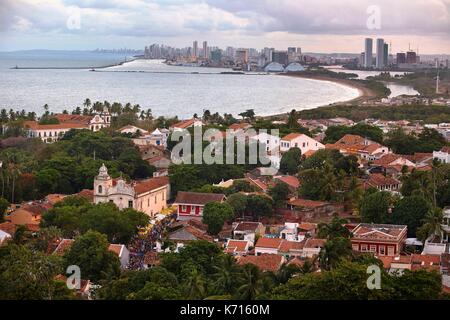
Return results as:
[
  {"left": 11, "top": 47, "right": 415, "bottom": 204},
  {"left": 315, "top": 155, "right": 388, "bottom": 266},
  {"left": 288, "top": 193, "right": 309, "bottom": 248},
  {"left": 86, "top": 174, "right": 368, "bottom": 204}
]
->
[
  {"left": 283, "top": 73, "right": 377, "bottom": 104},
  {"left": 260, "top": 73, "right": 377, "bottom": 120}
]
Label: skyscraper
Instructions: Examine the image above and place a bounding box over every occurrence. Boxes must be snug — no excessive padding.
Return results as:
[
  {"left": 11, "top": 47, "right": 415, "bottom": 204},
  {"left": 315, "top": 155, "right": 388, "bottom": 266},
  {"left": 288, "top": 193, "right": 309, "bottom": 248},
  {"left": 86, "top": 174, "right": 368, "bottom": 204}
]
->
[
  {"left": 376, "top": 38, "right": 385, "bottom": 69},
  {"left": 383, "top": 43, "right": 389, "bottom": 67},
  {"left": 396, "top": 53, "right": 406, "bottom": 64},
  {"left": 203, "top": 41, "right": 208, "bottom": 59},
  {"left": 364, "top": 38, "right": 373, "bottom": 68},
  {"left": 193, "top": 40, "right": 198, "bottom": 58}
]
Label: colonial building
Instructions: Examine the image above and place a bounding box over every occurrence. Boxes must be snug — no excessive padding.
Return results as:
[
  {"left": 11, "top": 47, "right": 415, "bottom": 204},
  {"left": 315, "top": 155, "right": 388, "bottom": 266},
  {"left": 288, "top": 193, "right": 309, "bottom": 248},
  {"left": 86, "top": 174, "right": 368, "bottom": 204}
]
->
[
  {"left": 93, "top": 164, "right": 170, "bottom": 217},
  {"left": 24, "top": 111, "right": 111, "bottom": 143},
  {"left": 351, "top": 223, "right": 408, "bottom": 257},
  {"left": 174, "top": 191, "right": 226, "bottom": 220},
  {"left": 325, "top": 134, "right": 389, "bottom": 160},
  {"left": 280, "top": 133, "right": 325, "bottom": 154}
]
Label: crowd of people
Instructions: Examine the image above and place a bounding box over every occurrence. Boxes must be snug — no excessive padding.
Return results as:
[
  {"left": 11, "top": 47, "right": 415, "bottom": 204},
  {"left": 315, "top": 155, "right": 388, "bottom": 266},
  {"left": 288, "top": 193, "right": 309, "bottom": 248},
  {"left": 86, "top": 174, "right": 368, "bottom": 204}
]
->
[{"left": 127, "top": 212, "right": 177, "bottom": 270}]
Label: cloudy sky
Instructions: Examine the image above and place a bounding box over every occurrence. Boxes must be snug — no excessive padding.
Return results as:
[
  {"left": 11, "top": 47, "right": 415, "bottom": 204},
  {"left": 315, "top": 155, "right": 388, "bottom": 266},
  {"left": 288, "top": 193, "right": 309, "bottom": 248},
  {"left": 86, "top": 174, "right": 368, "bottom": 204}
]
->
[{"left": 1, "top": 0, "right": 449, "bottom": 53}]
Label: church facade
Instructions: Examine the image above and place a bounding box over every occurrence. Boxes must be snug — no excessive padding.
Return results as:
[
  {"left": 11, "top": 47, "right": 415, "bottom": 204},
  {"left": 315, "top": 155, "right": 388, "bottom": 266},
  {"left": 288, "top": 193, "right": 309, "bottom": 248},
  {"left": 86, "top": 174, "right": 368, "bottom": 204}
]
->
[{"left": 93, "top": 164, "right": 170, "bottom": 217}]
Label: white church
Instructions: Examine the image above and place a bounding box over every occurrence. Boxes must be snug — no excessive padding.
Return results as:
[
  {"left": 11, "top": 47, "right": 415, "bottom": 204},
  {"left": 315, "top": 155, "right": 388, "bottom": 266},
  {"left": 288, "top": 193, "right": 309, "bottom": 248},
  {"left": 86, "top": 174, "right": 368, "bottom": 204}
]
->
[{"left": 93, "top": 164, "right": 170, "bottom": 217}]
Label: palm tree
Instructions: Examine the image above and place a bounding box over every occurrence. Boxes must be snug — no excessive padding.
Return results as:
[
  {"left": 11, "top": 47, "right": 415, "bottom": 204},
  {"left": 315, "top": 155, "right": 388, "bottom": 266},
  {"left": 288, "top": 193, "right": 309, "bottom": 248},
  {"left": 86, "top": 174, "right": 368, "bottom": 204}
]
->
[
  {"left": 184, "top": 268, "right": 206, "bottom": 300},
  {"left": 318, "top": 216, "right": 351, "bottom": 240},
  {"left": 212, "top": 255, "right": 240, "bottom": 295},
  {"left": 419, "top": 207, "right": 444, "bottom": 243},
  {"left": 319, "top": 237, "right": 352, "bottom": 271},
  {"left": 237, "top": 264, "right": 263, "bottom": 300},
  {"left": 83, "top": 98, "right": 91, "bottom": 110}
]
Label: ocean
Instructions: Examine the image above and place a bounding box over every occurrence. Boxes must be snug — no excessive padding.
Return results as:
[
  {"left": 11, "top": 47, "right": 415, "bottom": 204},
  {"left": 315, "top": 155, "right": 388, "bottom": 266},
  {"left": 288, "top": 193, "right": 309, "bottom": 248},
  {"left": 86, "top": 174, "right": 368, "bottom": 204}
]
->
[{"left": 0, "top": 50, "right": 362, "bottom": 118}]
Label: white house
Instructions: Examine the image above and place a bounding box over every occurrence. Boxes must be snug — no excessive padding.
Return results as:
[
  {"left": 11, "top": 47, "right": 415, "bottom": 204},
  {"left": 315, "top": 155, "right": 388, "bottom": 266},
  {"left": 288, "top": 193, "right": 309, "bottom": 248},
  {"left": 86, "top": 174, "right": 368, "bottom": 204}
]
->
[
  {"left": 118, "top": 125, "right": 149, "bottom": 136},
  {"left": 434, "top": 147, "right": 450, "bottom": 164},
  {"left": 280, "top": 133, "right": 324, "bottom": 154},
  {"left": 250, "top": 132, "right": 280, "bottom": 154}
]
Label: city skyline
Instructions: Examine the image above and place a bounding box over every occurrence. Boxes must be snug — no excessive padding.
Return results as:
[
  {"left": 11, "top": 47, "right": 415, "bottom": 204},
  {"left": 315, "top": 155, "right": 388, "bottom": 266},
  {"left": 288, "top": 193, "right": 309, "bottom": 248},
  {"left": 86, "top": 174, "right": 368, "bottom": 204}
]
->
[{"left": 0, "top": 0, "right": 449, "bottom": 54}]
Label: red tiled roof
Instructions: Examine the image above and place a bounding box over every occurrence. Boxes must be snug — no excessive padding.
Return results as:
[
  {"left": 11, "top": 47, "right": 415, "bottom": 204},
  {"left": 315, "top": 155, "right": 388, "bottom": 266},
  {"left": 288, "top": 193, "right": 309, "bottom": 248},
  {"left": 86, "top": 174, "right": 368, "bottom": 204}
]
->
[
  {"left": 279, "top": 240, "right": 305, "bottom": 253},
  {"left": 237, "top": 254, "right": 284, "bottom": 272},
  {"left": 281, "top": 133, "right": 306, "bottom": 141},
  {"left": 133, "top": 176, "right": 169, "bottom": 195},
  {"left": 363, "top": 173, "right": 400, "bottom": 188},
  {"left": 255, "top": 237, "right": 284, "bottom": 249},
  {"left": 275, "top": 175, "right": 300, "bottom": 189},
  {"left": 174, "top": 191, "right": 226, "bottom": 205},
  {"left": 23, "top": 121, "right": 88, "bottom": 130},
  {"left": 172, "top": 119, "right": 199, "bottom": 129},
  {"left": 0, "top": 222, "right": 16, "bottom": 235},
  {"left": 288, "top": 198, "right": 328, "bottom": 209},
  {"left": 304, "top": 238, "right": 326, "bottom": 248},
  {"left": 229, "top": 123, "right": 251, "bottom": 131},
  {"left": 411, "top": 254, "right": 441, "bottom": 271},
  {"left": 226, "top": 240, "right": 250, "bottom": 253},
  {"left": 234, "top": 222, "right": 262, "bottom": 233},
  {"left": 352, "top": 223, "right": 407, "bottom": 241}
]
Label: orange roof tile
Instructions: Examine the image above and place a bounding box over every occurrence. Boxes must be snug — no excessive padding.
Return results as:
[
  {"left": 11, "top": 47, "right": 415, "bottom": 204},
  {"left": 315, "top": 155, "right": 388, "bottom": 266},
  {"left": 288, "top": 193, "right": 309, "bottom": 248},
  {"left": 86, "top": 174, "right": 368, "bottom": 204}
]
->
[{"left": 237, "top": 254, "right": 284, "bottom": 272}]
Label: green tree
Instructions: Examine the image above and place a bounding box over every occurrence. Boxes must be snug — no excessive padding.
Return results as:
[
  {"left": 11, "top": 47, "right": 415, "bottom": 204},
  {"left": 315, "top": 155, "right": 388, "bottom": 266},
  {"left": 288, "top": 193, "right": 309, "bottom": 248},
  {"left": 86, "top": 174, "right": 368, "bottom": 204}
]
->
[
  {"left": 0, "top": 197, "right": 9, "bottom": 222},
  {"left": 392, "top": 195, "right": 431, "bottom": 237},
  {"left": 226, "top": 193, "right": 247, "bottom": 219},
  {"left": 0, "top": 243, "right": 74, "bottom": 300},
  {"left": 268, "top": 182, "right": 290, "bottom": 208},
  {"left": 202, "top": 202, "right": 234, "bottom": 235},
  {"left": 279, "top": 147, "right": 302, "bottom": 175},
  {"left": 359, "top": 190, "right": 392, "bottom": 223},
  {"left": 237, "top": 263, "right": 263, "bottom": 300},
  {"left": 63, "top": 231, "right": 121, "bottom": 282}
]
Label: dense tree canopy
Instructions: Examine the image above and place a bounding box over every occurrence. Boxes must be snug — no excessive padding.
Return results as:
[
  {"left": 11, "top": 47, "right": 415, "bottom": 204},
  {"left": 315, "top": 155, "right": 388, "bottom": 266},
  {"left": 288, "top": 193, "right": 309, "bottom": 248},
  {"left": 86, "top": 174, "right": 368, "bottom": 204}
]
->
[{"left": 42, "top": 197, "right": 149, "bottom": 243}]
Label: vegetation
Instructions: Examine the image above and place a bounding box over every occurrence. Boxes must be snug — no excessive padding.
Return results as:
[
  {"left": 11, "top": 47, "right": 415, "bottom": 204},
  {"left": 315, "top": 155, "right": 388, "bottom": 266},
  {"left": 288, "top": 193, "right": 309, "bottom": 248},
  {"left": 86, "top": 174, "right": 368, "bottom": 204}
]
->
[
  {"left": 42, "top": 197, "right": 149, "bottom": 244},
  {"left": 297, "top": 104, "right": 450, "bottom": 123},
  {"left": 202, "top": 202, "right": 234, "bottom": 235}
]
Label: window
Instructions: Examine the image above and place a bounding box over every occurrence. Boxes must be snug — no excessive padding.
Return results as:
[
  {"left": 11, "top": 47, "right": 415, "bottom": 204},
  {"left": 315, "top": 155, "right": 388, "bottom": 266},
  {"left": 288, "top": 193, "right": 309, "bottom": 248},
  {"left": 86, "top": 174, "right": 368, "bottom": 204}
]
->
[
  {"left": 155, "top": 195, "right": 157, "bottom": 204},
  {"left": 352, "top": 244, "right": 359, "bottom": 251},
  {"left": 370, "top": 245, "right": 376, "bottom": 252},
  {"left": 361, "top": 244, "right": 368, "bottom": 252},
  {"left": 181, "top": 205, "right": 187, "bottom": 212},
  {"left": 128, "top": 201, "right": 133, "bottom": 208},
  {"left": 388, "top": 246, "right": 395, "bottom": 256},
  {"left": 302, "top": 142, "right": 306, "bottom": 147},
  {"left": 109, "top": 200, "right": 114, "bottom": 203},
  {"left": 98, "top": 185, "right": 103, "bottom": 194},
  {"left": 379, "top": 245, "right": 385, "bottom": 255}
]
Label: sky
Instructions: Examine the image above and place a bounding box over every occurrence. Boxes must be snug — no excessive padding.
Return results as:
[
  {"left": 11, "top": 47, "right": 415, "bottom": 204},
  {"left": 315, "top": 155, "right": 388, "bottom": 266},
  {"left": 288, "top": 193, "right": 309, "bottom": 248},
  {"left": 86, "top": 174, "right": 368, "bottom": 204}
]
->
[{"left": 0, "top": 0, "right": 449, "bottom": 54}]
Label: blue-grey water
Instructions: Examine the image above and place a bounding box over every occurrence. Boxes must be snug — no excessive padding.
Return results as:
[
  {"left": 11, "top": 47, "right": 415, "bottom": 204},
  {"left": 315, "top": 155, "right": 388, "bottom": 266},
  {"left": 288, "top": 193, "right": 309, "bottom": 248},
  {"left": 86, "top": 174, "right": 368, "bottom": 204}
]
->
[{"left": 0, "top": 51, "right": 362, "bottom": 118}]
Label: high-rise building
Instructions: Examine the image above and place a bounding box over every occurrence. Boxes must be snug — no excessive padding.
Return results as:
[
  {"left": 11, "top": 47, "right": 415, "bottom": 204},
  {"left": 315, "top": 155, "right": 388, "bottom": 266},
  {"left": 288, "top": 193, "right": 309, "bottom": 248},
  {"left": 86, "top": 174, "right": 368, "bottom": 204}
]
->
[
  {"left": 287, "top": 47, "right": 297, "bottom": 54},
  {"left": 396, "top": 53, "right": 406, "bottom": 64},
  {"left": 364, "top": 38, "right": 373, "bottom": 68},
  {"left": 406, "top": 51, "right": 417, "bottom": 64},
  {"left": 383, "top": 43, "right": 389, "bottom": 67},
  {"left": 193, "top": 41, "right": 198, "bottom": 58},
  {"left": 360, "top": 52, "right": 365, "bottom": 67},
  {"left": 272, "top": 51, "right": 289, "bottom": 66},
  {"left": 376, "top": 38, "right": 385, "bottom": 69},
  {"left": 235, "top": 49, "right": 249, "bottom": 65},
  {"left": 203, "top": 41, "right": 208, "bottom": 59}
]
